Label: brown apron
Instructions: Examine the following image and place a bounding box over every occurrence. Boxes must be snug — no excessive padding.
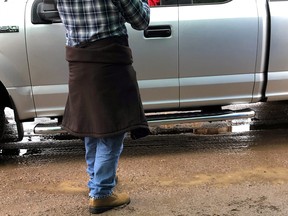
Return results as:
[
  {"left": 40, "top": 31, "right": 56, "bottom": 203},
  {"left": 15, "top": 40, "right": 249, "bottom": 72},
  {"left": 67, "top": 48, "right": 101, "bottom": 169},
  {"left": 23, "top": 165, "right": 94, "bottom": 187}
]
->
[{"left": 61, "top": 36, "right": 150, "bottom": 139}]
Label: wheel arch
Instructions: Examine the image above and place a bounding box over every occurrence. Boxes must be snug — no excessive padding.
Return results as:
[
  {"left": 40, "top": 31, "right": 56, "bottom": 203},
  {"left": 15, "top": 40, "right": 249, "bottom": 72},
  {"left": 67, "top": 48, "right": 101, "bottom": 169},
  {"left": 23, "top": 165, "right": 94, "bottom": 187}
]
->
[{"left": 0, "top": 81, "right": 23, "bottom": 141}]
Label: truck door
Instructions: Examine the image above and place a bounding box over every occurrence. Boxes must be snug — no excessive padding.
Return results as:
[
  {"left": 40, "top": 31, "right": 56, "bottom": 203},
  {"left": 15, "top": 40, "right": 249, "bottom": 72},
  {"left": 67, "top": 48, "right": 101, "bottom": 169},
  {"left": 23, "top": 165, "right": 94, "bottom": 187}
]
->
[
  {"left": 265, "top": 0, "right": 288, "bottom": 101},
  {"left": 127, "top": 4, "right": 179, "bottom": 111},
  {"left": 25, "top": 0, "right": 179, "bottom": 118},
  {"left": 26, "top": 0, "right": 67, "bottom": 117},
  {"left": 179, "top": 0, "right": 259, "bottom": 108}
]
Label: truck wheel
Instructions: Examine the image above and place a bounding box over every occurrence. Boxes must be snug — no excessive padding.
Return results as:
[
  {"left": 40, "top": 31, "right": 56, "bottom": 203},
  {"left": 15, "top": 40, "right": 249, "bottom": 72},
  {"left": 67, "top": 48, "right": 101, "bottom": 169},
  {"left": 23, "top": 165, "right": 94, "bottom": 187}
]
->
[{"left": 0, "top": 108, "right": 5, "bottom": 140}]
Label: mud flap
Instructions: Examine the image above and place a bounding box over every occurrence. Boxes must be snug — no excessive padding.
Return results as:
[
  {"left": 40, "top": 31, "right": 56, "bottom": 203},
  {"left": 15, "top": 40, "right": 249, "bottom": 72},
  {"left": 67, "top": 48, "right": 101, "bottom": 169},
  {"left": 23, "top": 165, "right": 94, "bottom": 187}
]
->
[{"left": 9, "top": 97, "right": 24, "bottom": 142}]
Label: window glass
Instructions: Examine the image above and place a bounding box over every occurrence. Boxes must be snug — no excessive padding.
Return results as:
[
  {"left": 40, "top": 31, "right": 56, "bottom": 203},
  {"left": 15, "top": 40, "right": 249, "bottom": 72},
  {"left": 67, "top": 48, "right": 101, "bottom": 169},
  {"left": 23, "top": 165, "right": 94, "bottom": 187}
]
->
[
  {"left": 193, "top": 0, "right": 229, "bottom": 3},
  {"left": 149, "top": 0, "right": 229, "bottom": 7},
  {"left": 149, "top": 0, "right": 177, "bottom": 7}
]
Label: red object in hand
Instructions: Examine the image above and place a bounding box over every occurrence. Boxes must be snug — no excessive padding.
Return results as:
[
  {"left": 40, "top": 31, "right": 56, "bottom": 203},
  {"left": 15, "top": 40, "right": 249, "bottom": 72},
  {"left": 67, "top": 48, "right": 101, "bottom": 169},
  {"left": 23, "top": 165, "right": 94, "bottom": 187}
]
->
[{"left": 148, "top": 0, "right": 160, "bottom": 6}]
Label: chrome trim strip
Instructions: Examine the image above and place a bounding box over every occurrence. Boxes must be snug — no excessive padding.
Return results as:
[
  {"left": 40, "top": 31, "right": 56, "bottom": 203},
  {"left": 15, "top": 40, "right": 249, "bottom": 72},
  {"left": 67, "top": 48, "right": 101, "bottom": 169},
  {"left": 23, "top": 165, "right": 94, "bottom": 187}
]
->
[{"left": 180, "top": 74, "right": 254, "bottom": 86}]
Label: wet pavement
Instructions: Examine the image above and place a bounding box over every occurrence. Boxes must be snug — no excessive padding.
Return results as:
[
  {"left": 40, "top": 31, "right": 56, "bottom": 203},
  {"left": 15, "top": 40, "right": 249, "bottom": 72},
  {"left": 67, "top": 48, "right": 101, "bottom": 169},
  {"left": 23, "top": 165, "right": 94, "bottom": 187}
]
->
[{"left": 1, "top": 101, "right": 288, "bottom": 215}]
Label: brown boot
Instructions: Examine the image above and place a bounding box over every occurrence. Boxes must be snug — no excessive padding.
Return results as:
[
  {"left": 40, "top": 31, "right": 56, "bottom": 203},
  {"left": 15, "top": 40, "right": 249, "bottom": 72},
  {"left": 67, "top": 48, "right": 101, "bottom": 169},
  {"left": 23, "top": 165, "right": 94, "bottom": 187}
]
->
[{"left": 89, "top": 192, "right": 130, "bottom": 214}]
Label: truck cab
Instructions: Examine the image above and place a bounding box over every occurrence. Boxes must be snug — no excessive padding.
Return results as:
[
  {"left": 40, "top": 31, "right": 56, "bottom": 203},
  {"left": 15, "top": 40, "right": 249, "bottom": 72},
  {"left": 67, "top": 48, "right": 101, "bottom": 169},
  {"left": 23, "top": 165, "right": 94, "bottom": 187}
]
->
[{"left": 1, "top": 0, "right": 288, "bottom": 141}]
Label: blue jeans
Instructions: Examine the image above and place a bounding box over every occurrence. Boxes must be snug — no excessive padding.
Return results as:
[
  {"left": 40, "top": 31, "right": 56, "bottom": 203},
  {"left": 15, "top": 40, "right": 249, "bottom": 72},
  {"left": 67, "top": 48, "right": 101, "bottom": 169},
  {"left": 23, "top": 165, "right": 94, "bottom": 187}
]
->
[{"left": 85, "top": 133, "right": 125, "bottom": 199}]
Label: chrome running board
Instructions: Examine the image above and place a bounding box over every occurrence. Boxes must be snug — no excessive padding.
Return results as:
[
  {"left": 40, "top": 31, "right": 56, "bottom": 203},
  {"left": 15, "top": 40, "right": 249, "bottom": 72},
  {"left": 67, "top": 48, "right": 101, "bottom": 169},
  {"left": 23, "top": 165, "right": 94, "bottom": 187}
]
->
[
  {"left": 146, "top": 108, "right": 255, "bottom": 125},
  {"left": 34, "top": 122, "right": 66, "bottom": 135},
  {"left": 33, "top": 108, "right": 255, "bottom": 135}
]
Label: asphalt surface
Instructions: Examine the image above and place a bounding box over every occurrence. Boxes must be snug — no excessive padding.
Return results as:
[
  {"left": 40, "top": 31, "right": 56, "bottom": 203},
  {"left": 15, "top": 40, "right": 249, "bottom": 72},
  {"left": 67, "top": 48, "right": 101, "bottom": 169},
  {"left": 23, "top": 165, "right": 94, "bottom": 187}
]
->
[{"left": 1, "top": 101, "right": 288, "bottom": 216}]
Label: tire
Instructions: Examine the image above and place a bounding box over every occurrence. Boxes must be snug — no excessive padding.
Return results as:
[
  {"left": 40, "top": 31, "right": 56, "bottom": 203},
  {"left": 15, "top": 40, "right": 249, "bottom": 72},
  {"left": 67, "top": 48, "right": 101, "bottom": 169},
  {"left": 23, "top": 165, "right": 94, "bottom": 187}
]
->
[{"left": 0, "top": 108, "right": 5, "bottom": 140}]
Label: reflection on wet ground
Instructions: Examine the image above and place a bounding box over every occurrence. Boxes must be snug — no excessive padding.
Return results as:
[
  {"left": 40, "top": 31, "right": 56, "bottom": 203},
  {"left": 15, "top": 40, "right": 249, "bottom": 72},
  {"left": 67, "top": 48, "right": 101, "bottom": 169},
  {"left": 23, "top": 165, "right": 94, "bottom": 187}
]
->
[
  {"left": 1, "top": 127, "right": 288, "bottom": 166},
  {"left": 2, "top": 100, "right": 288, "bottom": 165},
  {"left": 2, "top": 126, "right": 288, "bottom": 186}
]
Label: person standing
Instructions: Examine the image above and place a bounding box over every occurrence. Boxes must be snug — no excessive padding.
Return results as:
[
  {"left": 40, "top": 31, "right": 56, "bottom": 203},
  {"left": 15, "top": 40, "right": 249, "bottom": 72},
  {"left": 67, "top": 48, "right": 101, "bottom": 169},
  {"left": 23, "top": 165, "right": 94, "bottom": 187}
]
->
[{"left": 56, "top": 0, "right": 150, "bottom": 214}]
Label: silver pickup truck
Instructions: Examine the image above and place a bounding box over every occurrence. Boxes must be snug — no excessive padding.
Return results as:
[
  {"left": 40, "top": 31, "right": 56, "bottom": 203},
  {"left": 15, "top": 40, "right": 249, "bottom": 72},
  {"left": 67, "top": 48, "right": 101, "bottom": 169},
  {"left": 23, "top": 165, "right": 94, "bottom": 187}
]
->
[{"left": 0, "top": 0, "right": 288, "bottom": 142}]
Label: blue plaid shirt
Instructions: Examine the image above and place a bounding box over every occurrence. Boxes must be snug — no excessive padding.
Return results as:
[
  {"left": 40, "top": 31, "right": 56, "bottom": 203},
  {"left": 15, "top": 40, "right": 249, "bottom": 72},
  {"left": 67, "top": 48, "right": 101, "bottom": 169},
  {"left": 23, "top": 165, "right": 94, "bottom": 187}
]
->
[{"left": 57, "top": 0, "right": 150, "bottom": 47}]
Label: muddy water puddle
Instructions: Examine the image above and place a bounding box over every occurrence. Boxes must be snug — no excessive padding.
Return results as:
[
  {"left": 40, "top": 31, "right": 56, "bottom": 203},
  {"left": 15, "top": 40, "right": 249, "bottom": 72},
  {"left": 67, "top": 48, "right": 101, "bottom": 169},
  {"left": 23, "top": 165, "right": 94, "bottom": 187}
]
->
[
  {"left": 2, "top": 141, "right": 288, "bottom": 196},
  {"left": 1, "top": 128, "right": 288, "bottom": 215}
]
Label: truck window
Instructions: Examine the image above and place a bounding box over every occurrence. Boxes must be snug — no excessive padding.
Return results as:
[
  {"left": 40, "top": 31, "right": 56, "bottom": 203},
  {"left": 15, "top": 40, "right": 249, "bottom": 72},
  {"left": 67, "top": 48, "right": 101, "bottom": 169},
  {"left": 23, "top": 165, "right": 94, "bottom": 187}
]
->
[
  {"left": 153, "top": 0, "right": 230, "bottom": 7},
  {"left": 150, "top": 0, "right": 177, "bottom": 7},
  {"left": 193, "top": 0, "right": 229, "bottom": 3}
]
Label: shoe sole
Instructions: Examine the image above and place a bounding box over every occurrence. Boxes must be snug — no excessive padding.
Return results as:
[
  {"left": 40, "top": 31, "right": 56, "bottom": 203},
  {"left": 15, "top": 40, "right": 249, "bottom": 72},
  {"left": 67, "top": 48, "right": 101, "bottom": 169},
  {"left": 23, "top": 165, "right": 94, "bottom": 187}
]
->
[{"left": 89, "top": 200, "right": 130, "bottom": 214}]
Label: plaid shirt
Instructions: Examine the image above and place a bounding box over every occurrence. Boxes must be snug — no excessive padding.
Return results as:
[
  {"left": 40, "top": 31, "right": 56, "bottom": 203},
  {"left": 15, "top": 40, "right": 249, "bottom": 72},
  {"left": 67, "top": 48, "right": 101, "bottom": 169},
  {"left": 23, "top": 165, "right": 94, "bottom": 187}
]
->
[{"left": 57, "top": 0, "right": 150, "bottom": 47}]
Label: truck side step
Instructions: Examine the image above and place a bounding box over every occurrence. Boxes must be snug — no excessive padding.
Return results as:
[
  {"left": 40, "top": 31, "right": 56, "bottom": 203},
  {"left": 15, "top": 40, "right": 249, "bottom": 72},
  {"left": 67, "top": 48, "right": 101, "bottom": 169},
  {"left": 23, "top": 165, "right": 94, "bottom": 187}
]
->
[
  {"left": 33, "top": 108, "right": 255, "bottom": 135},
  {"left": 34, "top": 122, "right": 66, "bottom": 135},
  {"left": 146, "top": 108, "right": 255, "bottom": 125}
]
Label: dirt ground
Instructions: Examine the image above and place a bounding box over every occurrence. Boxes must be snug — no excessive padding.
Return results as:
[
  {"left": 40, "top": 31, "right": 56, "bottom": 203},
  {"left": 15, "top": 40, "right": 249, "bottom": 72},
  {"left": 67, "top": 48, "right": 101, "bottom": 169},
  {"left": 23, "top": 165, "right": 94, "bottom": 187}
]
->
[
  {"left": 1, "top": 101, "right": 288, "bottom": 215},
  {"left": 1, "top": 129, "right": 288, "bottom": 216}
]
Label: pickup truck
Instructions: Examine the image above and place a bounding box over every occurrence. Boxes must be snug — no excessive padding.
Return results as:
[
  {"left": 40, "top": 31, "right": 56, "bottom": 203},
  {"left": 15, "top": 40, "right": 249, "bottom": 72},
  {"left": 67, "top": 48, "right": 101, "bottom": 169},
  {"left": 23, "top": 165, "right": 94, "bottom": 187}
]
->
[{"left": 1, "top": 0, "right": 288, "bottom": 142}]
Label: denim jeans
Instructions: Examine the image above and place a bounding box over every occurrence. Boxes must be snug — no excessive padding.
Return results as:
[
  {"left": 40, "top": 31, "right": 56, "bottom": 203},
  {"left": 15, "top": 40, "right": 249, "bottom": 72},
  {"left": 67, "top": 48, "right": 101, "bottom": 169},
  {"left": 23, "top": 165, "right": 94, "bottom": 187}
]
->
[{"left": 85, "top": 133, "right": 125, "bottom": 199}]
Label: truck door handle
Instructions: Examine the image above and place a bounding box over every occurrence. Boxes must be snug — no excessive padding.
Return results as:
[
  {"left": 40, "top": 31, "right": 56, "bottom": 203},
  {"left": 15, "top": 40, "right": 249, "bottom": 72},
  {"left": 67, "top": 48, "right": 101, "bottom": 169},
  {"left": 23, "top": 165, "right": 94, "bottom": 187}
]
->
[
  {"left": 37, "top": 3, "right": 61, "bottom": 22},
  {"left": 144, "top": 25, "right": 171, "bottom": 38},
  {"left": 32, "top": 0, "right": 61, "bottom": 24}
]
